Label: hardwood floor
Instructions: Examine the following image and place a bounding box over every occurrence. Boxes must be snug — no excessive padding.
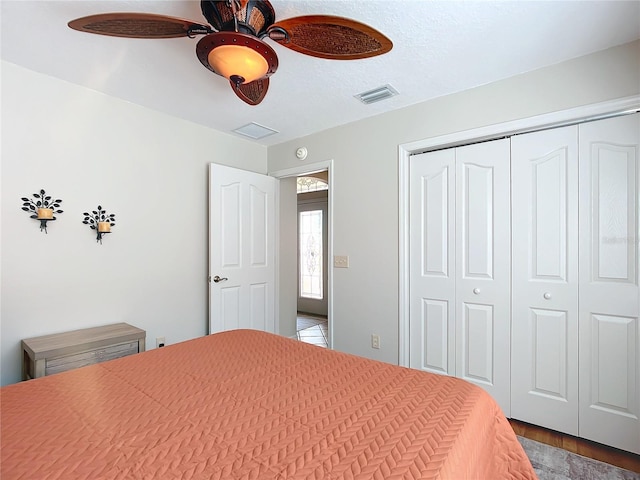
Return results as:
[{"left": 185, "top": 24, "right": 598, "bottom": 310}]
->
[{"left": 509, "top": 419, "right": 640, "bottom": 473}]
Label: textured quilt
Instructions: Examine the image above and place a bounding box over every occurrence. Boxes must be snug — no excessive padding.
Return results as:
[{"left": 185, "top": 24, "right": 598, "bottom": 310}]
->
[{"left": 1, "top": 329, "right": 536, "bottom": 479}]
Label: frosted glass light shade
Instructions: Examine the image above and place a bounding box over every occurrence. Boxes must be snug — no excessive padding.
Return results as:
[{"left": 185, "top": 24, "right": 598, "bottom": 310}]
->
[
  {"left": 196, "top": 32, "right": 278, "bottom": 86},
  {"left": 208, "top": 45, "right": 269, "bottom": 84}
]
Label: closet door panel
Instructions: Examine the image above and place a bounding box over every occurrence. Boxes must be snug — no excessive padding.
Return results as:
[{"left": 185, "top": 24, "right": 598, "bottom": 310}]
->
[
  {"left": 462, "top": 303, "right": 494, "bottom": 384},
  {"left": 589, "top": 314, "right": 636, "bottom": 411},
  {"left": 579, "top": 113, "right": 639, "bottom": 454},
  {"left": 462, "top": 163, "right": 493, "bottom": 278},
  {"left": 409, "top": 149, "right": 456, "bottom": 375},
  {"left": 530, "top": 309, "right": 569, "bottom": 397},
  {"left": 511, "top": 125, "right": 579, "bottom": 435},
  {"left": 420, "top": 299, "right": 450, "bottom": 373},
  {"left": 455, "top": 139, "right": 511, "bottom": 415}
]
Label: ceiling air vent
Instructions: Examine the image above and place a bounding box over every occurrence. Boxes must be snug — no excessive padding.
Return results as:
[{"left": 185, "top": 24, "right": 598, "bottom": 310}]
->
[
  {"left": 355, "top": 84, "right": 399, "bottom": 105},
  {"left": 233, "top": 122, "right": 279, "bottom": 139}
]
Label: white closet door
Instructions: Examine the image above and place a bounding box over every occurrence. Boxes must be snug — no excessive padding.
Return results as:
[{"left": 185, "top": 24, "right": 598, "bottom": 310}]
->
[
  {"left": 409, "top": 149, "right": 456, "bottom": 375},
  {"left": 510, "top": 125, "right": 579, "bottom": 435},
  {"left": 578, "top": 113, "right": 640, "bottom": 454},
  {"left": 455, "top": 139, "right": 511, "bottom": 415}
]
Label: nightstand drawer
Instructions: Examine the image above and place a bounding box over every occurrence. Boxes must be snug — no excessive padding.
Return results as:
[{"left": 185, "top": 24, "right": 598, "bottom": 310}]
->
[
  {"left": 22, "top": 323, "right": 146, "bottom": 380},
  {"left": 46, "top": 341, "right": 140, "bottom": 375}
]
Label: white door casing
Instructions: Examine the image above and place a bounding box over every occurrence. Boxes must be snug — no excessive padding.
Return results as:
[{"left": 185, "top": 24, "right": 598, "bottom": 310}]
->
[
  {"left": 511, "top": 125, "right": 580, "bottom": 435},
  {"left": 209, "top": 163, "right": 276, "bottom": 334},
  {"left": 269, "top": 160, "right": 334, "bottom": 348},
  {"left": 578, "top": 113, "right": 640, "bottom": 454}
]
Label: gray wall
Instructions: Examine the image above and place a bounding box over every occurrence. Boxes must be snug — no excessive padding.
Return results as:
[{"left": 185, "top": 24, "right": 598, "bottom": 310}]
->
[
  {"left": 268, "top": 40, "right": 640, "bottom": 366},
  {"left": 1, "top": 62, "right": 267, "bottom": 386},
  {"left": 2, "top": 40, "right": 638, "bottom": 385}
]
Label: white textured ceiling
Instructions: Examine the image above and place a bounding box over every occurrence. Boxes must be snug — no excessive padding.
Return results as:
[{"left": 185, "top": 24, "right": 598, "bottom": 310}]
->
[{"left": 2, "top": 1, "right": 639, "bottom": 146}]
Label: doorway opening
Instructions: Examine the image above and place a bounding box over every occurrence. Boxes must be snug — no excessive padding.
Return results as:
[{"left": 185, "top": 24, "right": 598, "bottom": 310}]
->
[
  {"left": 295, "top": 173, "right": 329, "bottom": 347},
  {"left": 270, "top": 159, "right": 334, "bottom": 348}
]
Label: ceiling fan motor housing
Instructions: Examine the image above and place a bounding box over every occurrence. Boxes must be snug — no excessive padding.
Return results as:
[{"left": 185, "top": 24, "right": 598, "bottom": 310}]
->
[{"left": 201, "top": 0, "right": 276, "bottom": 37}]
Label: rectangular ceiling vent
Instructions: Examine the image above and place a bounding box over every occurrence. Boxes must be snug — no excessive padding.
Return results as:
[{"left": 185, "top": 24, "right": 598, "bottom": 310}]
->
[
  {"left": 355, "top": 84, "right": 399, "bottom": 105},
  {"left": 233, "top": 122, "right": 279, "bottom": 139}
]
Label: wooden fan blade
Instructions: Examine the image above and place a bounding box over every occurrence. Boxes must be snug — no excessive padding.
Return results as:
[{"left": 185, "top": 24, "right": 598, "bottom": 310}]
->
[
  {"left": 269, "top": 15, "right": 392, "bottom": 60},
  {"left": 68, "top": 13, "right": 211, "bottom": 39},
  {"left": 231, "top": 78, "right": 269, "bottom": 106}
]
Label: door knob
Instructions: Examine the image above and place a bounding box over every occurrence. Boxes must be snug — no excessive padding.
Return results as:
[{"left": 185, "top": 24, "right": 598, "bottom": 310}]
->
[
  {"left": 473, "top": 288, "right": 481, "bottom": 295},
  {"left": 212, "top": 275, "right": 228, "bottom": 283},
  {"left": 543, "top": 292, "right": 551, "bottom": 300}
]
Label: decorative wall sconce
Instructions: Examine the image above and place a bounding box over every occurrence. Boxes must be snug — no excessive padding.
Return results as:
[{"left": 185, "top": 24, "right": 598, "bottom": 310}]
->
[
  {"left": 21, "top": 189, "right": 64, "bottom": 233},
  {"left": 83, "top": 206, "right": 116, "bottom": 244}
]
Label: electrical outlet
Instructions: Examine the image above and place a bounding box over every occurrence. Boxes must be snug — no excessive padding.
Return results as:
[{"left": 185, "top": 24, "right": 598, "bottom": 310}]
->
[
  {"left": 371, "top": 334, "right": 380, "bottom": 349},
  {"left": 156, "top": 337, "right": 165, "bottom": 348},
  {"left": 334, "top": 255, "right": 349, "bottom": 268}
]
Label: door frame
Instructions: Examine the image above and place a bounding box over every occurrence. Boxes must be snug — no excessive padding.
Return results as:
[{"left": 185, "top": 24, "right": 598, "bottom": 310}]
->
[
  {"left": 270, "top": 160, "right": 334, "bottom": 348},
  {"left": 398, "top": 95, "right": 640, "bottom": 367}
]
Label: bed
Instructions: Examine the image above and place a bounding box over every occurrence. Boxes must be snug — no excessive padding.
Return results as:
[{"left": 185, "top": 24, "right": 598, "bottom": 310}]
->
[{"left": 1, "top": 329, "right": 536, "bottom": 479}]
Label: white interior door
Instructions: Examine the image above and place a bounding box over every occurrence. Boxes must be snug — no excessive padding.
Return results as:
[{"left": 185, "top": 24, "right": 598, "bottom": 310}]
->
[
  {"left": 578, "top": 113, "right": 640, "bottom": 454},
  {"left": 209, "top": 163, "right": 276, "bottom": 334},
  {"left": 511, "top": 125, "right": 579, "bottom": 435},
  {"left": 455, "top": 139, "right": 511, "bottom": 415},
  {"left": 409, "top": 149, "right": 456, "bottom": 376}
]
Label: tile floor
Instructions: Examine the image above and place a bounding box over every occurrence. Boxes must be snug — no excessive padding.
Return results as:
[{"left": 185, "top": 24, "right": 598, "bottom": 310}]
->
[{"left": 296, "top": 314, "right": 328, "bottom": 348}]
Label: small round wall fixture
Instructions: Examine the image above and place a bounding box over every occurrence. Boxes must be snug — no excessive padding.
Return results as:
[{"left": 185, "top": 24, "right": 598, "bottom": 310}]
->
[
  {"left": 296, "top": 147, "right": 308, "bottom": 160},
  {"left": 83, "top": 206, "right": 116, "bottom": 244},
  {"left": 21, "top": 189, "right": 64, "bottom": 233}
]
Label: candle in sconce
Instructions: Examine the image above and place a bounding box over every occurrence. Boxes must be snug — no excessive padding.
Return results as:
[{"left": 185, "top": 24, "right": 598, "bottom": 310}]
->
[
  {"left": 37, "top": 208, "right": 53, "bottom": 220},
  {"left": 98, "top": 222, "right": 111, "bottom": 233}
]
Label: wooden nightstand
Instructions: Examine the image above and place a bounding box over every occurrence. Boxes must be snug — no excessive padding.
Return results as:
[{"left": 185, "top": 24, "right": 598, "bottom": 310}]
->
[{"left": 21, "top": 323, "right": 146, "bottom": 380}]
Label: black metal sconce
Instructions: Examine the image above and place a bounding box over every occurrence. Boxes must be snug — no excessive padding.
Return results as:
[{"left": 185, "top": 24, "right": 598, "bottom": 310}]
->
[
  {"left": 83, "top": 206, "right": 116, "bottom": 244},
  {"left": 21, "top": 189, "right": 64, "bottom": 233}
]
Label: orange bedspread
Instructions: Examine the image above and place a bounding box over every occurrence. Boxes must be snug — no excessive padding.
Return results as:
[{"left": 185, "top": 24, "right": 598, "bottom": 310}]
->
[{"left": 1, "top": 330, "right": 536, "bottom": 479}]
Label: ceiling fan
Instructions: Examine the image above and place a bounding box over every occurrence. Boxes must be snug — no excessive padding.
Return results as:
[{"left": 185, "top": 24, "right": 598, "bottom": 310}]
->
[{"left": 68, "top": 0, "right": 393, "bottom": 106}]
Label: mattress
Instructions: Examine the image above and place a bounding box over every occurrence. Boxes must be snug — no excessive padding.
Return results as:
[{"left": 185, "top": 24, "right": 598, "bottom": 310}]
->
[{"left": 1, "top": 329, "right": 536, "bottom": 479}]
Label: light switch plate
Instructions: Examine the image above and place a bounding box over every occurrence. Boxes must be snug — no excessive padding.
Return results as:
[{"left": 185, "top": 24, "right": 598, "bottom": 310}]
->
[{"left": 334, "top": 255, "right": 349, "bottom": 268}]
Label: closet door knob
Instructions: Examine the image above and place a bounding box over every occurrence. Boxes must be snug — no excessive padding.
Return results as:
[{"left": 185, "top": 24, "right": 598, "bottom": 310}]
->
[
  {"left": 473, "top": 288, "right": 481, "bottom": 295},
  {"left": 543, "top": 292, "right": 552, "bottom": 300}
]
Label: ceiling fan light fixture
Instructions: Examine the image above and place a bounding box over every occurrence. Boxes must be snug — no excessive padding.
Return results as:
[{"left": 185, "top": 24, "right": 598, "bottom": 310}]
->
[
  {"left": 197, "top": 32, "right": 278, "bottom": 85},
  {"left": 68, "top": 1, "right": 393, "bottom": 106},
  {"left": 208, "top": 45, "right": 269, "bottom": 84}
]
